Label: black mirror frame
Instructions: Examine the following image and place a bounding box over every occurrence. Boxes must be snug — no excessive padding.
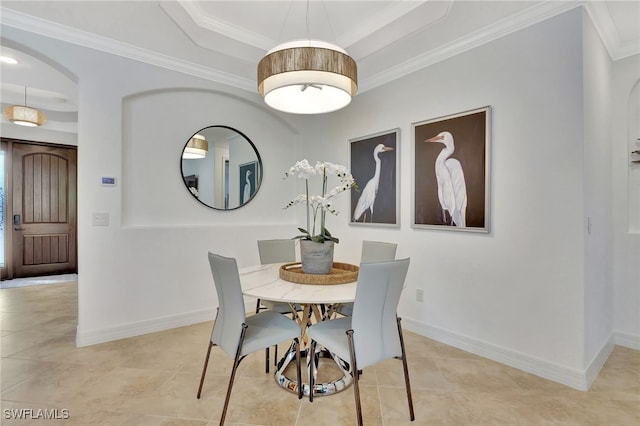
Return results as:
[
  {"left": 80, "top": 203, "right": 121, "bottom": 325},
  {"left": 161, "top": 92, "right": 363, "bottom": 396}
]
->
[{"left": 180, "top": 125, "right": 263, "bottom": 210}]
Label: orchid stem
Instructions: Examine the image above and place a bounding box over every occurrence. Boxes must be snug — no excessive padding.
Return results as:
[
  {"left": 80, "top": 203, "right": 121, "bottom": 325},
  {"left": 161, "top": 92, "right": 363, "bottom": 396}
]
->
[
  {"left": 305, "top": 179, "right": 310, "bottom": 238},
  {"left": 320, "top": 168, "right": 326, "bottom": 237}
]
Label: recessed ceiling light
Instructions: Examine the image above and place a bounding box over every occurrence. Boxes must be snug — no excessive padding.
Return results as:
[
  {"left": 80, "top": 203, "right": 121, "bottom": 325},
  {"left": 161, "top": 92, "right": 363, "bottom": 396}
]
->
[{"left": 0, "top": 56, "right": 18, "bottom": 65}]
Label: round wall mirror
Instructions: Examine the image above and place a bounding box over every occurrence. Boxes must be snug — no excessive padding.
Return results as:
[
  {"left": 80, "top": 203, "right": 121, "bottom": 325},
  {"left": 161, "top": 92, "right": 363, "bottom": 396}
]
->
[{"left": 180, "top": 125, "right": 262, "bottom": 210}]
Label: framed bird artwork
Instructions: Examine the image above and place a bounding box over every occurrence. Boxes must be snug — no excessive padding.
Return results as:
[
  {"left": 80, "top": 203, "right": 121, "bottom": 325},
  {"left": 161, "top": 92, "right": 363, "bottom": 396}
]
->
[
  {"left": 239, "top": 160, "right": 258, "bottom": 206},
  {"left": 349, "top": 128, "right": 400, "bottom": 227},
  {"left": 412, "top": 106, "right": 491, "bottom": 233}
]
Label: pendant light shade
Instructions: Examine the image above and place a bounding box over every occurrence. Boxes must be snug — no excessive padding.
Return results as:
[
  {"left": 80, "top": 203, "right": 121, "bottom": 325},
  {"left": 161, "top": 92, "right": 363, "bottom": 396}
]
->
[
  {"left": 4, "top": 87, "right": 46, "bottom": 127},
  {"left": 182, "top": 134, "right": 208, "bottom": 159},
  {"left": 257, "top": 40, "right": 357, "bottom": 114}
]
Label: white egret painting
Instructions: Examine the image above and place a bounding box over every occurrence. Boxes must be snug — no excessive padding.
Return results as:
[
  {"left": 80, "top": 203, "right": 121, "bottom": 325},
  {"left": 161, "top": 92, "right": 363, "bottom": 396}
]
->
[
  {"left": 350, "top": 129, "right": 400, "bottom": 227},
  {"left": 239, "top": 161, "right": 257, "bottom": 206},
  {"left": 412, "top": 107, "right": 490, "bottom": 232}
]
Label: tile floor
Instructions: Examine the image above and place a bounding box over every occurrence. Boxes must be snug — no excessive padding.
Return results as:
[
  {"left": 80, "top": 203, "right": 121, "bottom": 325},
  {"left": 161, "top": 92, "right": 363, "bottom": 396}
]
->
[
  {"left": 0, "top": 274, "right": 79, "bottom": 289},
  {"left": 0, "top": 281, "right": 638, "bottom": 425}
]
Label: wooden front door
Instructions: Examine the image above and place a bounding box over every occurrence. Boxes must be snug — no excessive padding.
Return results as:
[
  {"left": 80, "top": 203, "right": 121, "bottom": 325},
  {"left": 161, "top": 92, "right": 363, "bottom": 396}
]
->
[{"left": 12, "top": 142, "right": 77, "bottom": 278}]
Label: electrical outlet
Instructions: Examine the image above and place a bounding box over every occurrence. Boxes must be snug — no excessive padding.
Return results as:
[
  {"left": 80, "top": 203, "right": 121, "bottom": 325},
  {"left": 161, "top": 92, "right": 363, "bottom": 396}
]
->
[{"left": 416, "top": 288, "right": 424, "bottom": 302}]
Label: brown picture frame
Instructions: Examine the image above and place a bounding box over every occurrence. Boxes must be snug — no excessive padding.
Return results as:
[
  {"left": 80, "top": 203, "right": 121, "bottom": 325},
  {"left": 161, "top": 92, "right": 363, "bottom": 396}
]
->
[
  {"left": 412, "top": 106, "right": 491, "bottom": 232},
  {"left": 349, "top": 128, "right": 400, "bottom": 227}
]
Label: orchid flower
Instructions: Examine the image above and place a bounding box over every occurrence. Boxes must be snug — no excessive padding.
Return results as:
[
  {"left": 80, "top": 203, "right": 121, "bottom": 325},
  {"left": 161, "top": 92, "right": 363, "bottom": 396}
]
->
[{"left": 284, "top": 159, "right": 357, "bottom": 243}]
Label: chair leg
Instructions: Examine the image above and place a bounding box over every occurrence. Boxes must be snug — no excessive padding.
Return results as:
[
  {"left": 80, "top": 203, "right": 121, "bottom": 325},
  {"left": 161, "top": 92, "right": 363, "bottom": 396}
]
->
[
  {"left": 295, "top": 337, "right": 302, "bottom": 399},
  {"left": 274, "top": 345, "right": 278, "bottom": 366},
  {"left": 346, "top": 329, "right": 363, "bottom": 426},
  {"left": 256, "top": 300, "right": 271, "bottom": 374},
  {"left": 397, "top": 317, "right": 415, "bottom": 421},
  {"left": 220, "top": 324, "right": 248, "bottom": 426},
  {"left": 265, "top": 347, "right": 270, "bottom": 373},
  {"left": 309, "top": 339, "right": 317, "bottom": 402},
  {"left": 196, "top": 341, "right": 214, "bottom": 399}
]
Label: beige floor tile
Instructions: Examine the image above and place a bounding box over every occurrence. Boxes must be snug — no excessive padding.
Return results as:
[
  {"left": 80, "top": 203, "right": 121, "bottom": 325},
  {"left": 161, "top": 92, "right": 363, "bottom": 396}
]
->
[
  {"left": 1, "top": 282, "right": 639, "bottom": 426},
  {"left": 434, "top": 357, "right": 524, "bottom": 393},
  {"left": 453, "top": 388, "right": 639, "bottom": 426},
  {"left": 590, "top": 349, "right": 640, "bottom": 399},
  {"left": 8, "top": 333, "right": 79, "bottom": 362},
  {"left": 374, "top": 356, "right": 450, "bottom": 391},
  {"left": 379, "top": 387, "right": 468, "bottom": 426},
  {"left": 299, "top": 384, "right": 382, "bottom": 425},
  {"left": 66, "top": 366, "right": 173, "bottom": 412},
  {"left": 0, "top": 357, "right": 57, "bottom": 391},
  {"left": 218, "top": 376, "right": 302, "bottom": 425},
  {"left": 1, "top": 361, "right": 114, "bottom": 406},
  {"left": 0, "top": 330, "right": 60, "bottom": 357}
]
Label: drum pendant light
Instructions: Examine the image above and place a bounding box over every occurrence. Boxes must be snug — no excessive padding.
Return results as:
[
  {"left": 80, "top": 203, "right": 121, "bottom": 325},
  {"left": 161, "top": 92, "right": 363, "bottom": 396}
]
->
[
  {"left": 258, "top": 40, "right": 357, "bottom": 114},
  {"left": 4, "top": 87, "right": 46, "bottom": 127},
  {"left": 183, "top": 134, "right": 209, "bottom": 159},
  {"left": 257, "top": 1, "right": 357, "bottom": 114}
]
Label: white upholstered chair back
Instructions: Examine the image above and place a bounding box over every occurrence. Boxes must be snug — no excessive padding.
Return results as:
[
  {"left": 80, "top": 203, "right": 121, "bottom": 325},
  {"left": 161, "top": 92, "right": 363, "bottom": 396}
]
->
[
  {"left": 208, "top": 253, "right": 247, "bottom": 356},
  {"left": 360, "top": 240, "right": 397, "bottom": 263},
  {"left": 257, "top": 239, "right": 296, "bottom": 264},
  {"left": 350, "top": 258, "right": 410, "bottom": 369}
]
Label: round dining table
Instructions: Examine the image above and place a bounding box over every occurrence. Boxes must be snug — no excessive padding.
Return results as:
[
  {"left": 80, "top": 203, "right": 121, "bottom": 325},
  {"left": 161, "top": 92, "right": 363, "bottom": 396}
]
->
[{"left": 239, "top": 262, "right": 358, "bottom": 397}]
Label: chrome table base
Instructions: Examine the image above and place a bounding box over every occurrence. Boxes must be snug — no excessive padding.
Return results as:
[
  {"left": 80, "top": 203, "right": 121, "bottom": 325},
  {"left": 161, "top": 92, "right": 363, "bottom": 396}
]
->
[{"left": 275, "top": 341, "right": 353, "bottom": 397}]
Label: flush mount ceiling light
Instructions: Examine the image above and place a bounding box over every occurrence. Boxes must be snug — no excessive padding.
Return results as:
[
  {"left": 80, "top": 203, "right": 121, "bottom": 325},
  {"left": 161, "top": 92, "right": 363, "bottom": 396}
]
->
[
  {"left": 258, "top": 40, "right": 357, "bottom": 115},
  {"left": 0, "top": 56, "right": 18, "bottom": 64},
  {"left": 183, "top": 134, "right": 208, "bottom": 159},
  {"left": 4, "top": 87, "right": 46, "bottom": 127}
]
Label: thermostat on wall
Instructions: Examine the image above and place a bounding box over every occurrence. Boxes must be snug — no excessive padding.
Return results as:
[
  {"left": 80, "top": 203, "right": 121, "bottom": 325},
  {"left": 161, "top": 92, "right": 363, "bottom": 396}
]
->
[{"left": 101, "top": 176, "right": 117, "bottom": 186}]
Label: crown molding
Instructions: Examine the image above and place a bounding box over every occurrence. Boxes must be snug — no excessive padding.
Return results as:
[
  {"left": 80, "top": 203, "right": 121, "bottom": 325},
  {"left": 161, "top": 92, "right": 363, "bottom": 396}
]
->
[
  {"left": 363, "top": 0, "right": 640, "bottom": 91},
  {"left": 0, "top": 7, "right": 256, "bottom": 92},
  {"left": 172, "top": 0, "right": 275, "bottom": 51},
  {"left": 2, "top": 2, "right": 636, "bottom": 98},
  {"left": 584, "top": 1, "right": 640, "bottom": 61},
  {"left": 336, "top": 0, "right": 437, "bottom": 49},
  {"left": 361, "top": 0, "right": 585, "bottom": 92}
]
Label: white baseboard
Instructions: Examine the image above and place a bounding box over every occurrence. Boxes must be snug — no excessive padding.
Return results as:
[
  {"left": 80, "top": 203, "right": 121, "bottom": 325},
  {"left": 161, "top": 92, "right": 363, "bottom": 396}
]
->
[
  {"left": 585, "top": 336, "right": 615, "bottom": 388},
  {"left": 75, "top": 309, "right": 637, "bottom": 389},
  {"left": 76, "top": 299, "right": 258, "bottom": 347},
  {"left": 614, "top": 330, "right": 640, "bottom": 350},
  {"left": 401, "top": 317, "right": 591, "bottom": 391},
  {"left": 76, "top": 308, "right": 216, "bottom": 347}
]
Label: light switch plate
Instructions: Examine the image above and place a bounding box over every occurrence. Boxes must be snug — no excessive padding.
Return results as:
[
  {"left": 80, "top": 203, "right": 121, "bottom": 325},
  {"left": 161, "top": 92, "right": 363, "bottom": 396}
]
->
[{"left": 92, "top": 212, "right": 109, "bottom": 226}]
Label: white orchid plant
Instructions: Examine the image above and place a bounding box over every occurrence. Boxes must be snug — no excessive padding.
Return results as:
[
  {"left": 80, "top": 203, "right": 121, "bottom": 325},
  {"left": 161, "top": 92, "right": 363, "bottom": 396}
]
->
[{"left": 284, "top": 159, "right": 357, "bottom": 243}]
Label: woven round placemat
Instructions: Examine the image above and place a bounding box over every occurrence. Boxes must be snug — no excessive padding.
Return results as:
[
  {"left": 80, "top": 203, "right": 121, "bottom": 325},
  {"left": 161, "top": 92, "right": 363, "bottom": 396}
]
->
[{"left": 279, "top": 262, "right": 359, "bottom": 285}]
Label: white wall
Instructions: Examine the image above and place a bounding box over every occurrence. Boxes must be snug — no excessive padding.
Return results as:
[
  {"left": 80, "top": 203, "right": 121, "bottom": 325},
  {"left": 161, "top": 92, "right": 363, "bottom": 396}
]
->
[
  {"left": 0, "top": 27, "right": 304, "bottom": 345},
  {"left": 300, "top": 9, "right": 593, "bottom": 389},
  {"left": 121, "top": 89, "right": 291, "bottom": 225},
  {"left": 612, "top": 54, "right": 640, "bottom": 349},
  {"left": 77, "top": 76, "right": 304, "bottom": 344},
  {"left": 582, "top": 10, "right": 615, "bottom": 377}
]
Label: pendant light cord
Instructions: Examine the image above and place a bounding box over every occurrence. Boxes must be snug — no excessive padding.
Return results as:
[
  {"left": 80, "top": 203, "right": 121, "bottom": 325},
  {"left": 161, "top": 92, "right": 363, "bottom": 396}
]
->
[
  {"left": 276, "top": 0, "right": 295, "bottom": 45},
  {"left": 276, "top": 0, "right": 335, "bottom": 46},
  {"left": 306, "top": 0, "right": 310, "bottom": 42},
  {"left": 320, "top": 0, "right": 337, "bottom": 44}
]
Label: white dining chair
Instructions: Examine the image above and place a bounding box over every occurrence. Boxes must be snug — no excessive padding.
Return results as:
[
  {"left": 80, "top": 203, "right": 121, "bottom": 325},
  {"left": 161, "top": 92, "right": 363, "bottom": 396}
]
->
[
  {"left": 197, "top": 253, "right": 302, "bottom": 425},
  {"left": 307, "top": 258, "right": 414, "bottom": 426},
  {"left": 256, "top": 239, "right": 302, "bottom": 372},
  {"left": 335, "top": 240, "right": 397, "bottom": 317}
]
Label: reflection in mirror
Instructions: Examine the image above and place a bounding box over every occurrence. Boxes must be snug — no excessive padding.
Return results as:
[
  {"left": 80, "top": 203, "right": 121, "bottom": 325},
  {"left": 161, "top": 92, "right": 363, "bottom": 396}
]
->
[{"left": 181, "top": 126, "right": 262, "bottom": 210}]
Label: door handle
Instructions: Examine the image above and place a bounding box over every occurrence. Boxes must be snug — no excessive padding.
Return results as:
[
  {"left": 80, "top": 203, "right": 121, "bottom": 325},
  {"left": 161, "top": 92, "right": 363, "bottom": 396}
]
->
[{"left": 14, "top": 227, "right": 23, "bottom": 231}]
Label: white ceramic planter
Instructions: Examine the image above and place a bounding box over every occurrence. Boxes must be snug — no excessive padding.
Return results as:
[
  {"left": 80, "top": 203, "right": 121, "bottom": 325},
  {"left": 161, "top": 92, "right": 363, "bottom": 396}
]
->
[{"left": 299, "top": 240, "right": 334, "bottom": 274}]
